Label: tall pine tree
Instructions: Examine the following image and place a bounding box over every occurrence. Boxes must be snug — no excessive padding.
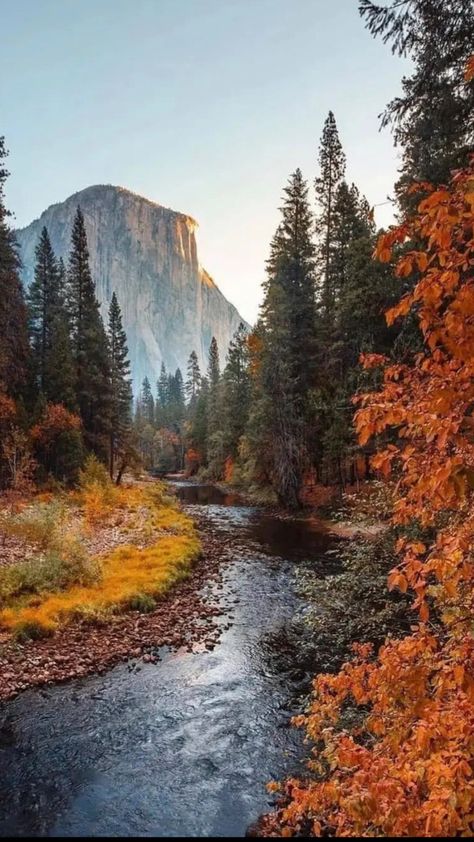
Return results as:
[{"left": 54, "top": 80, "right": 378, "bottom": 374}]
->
[
  {"left": 108, "top": 292, "right": 133, "bottom": 478},
  {"left": 66, "top": 206, "right": 111, "bottom": 457},
  {"left": 0, "top": 137, "right": 29, "bottom": 395},
  {"left": 206, "top": 338, "right": 221, "bottom": 436},
  {"left": 222, "top": 323, "right": 250, "bottom": 460},
  {"left": 260, "top": 169, "right": 317, "bottom": 507},
  {"left": 360, "top": 0, "right": 474, "bottom": 205},
  {"left": 169, "top": 368, "right": 185, "bottom": 428},
  {"left": 28, "top": 226, "right": 58, "bottom": 392},
  {"left": 28, "top": 227, "right": 76, "bottom": 408},
  {"left": 190, "top": 376, "right": 209, "bottom": 466},
  {"left": 185, "top": 350, "right": 201, "bottom": 407},
  {"left": 205, "top": 338, "right": 223, "bottom": 476},
  {"left": 314, "top": 112, "right": 346, "bottom": 320},
  {"left": 140, "top": 376, "right": 154, "bottom": 425}
]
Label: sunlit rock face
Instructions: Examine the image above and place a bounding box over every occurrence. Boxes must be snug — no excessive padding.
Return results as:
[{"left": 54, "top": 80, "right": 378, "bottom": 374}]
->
[{"left": 15, "top": 185, "right": 247, "bottom": 389}]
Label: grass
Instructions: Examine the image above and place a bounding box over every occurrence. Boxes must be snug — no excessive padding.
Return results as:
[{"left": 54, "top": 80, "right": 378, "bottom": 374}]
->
[
  {"left": 0, "top": 498, "right": 69, "bottom": 550},
  {"left": 1, "top": 532, "right": 199, "bottom": 635},
  {"left": 0, "top": 498, "right": 99, "bottom": 606},
  {"left": 0, "top": 545, "right": 98, "bottom": 604},
  {"left": 0, "top": 478, "right": 200, "bottom": 638}
]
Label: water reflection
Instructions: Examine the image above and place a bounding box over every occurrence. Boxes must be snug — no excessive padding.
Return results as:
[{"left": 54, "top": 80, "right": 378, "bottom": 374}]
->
[
  {"left": 172, "top": 481, "right": 242, "bottom": 507},
  {"left": 0, "top": 484, "right": 338, "bottom": 838}
]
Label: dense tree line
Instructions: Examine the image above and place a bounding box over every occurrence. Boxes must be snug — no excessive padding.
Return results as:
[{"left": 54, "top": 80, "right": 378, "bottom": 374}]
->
[
  {"left": 135, "top": 63, "right": 472, "bottom": 507},
  {"left": 1, "top": 0, "right": 472, "bottom": 508},
  {"left": 142, "top": 114, "right": 399, "bottom": 506},
  {"left": 259, "top": 7, "right": 474, "bottom": 839},
  {"left": 160, "top": 0, "right": 472, "bottom": 509},
  {"left": 0, "top": 144, "right": 134, "bottom": 489}
]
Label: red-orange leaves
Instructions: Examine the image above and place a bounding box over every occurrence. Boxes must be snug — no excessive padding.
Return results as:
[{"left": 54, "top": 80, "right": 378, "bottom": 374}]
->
[
  {"left": 30, "top": 403, "right": 81, "bottom": 445},
  {"left": 465, "top": 55, "right": 474, "bottom": 82},
  {"left": 265, "top": 161, "right": 474, "bottom": 839}
]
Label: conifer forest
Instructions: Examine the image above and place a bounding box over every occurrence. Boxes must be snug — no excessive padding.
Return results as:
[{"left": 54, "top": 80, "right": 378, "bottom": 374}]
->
[{"left": 0, "top": 0, "right": 473, "bottom": 837}]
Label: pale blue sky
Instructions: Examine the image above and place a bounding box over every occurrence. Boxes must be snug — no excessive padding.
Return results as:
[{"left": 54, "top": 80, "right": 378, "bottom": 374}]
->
[{"left": 1, "top": 0, "right": 406, "bottom": 323}]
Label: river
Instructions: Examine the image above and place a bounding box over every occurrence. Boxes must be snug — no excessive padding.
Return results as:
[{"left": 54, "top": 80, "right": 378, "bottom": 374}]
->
[{"left": 0, "top": 482, "right": 338, "bottom": 838}]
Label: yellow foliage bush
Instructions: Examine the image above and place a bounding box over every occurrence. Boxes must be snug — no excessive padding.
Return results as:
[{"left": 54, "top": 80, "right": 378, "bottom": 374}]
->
[
  {"left": 0, "top": 541, "right": 99, "bottom": 606},
  {"left": 0, "top": 496, "right": 99, "bottom": 608},
  {"left": 81, "top": 480, "right": 120, "bottom": 527},
  {"left": 77, "top": 453, "right": 123, "bottom": 526}
]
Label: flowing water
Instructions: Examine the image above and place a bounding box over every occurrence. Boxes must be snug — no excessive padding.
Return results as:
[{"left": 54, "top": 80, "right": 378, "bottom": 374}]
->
[{"left": 0, "top": 482, "right": 337, "bottom": 838}]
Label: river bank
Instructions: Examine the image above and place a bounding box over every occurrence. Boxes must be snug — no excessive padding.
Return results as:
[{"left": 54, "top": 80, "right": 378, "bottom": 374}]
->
[
  {"left": 210, "top": 476, "right": 387, "bottom": 541},
  {"left": 0, "top": 477, "right": 387, "bottom": 704},
  {"left": 0, "top": 482, "right": 334, "bottom": 837},
  {"left": 0, "top": 507, "right": 234, "bottom": 703},
  {"left": 0, "top": 480, "right": 404, "bottom": 837}
]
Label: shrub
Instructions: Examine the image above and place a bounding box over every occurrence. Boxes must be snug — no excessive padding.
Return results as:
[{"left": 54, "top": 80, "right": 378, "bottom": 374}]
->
[
  {"left": 296, "top": 530, "right": 412, "bottom": 674},
  {"left": 0, "top": 542, "right": 99, "bottom": 606},
  {"left": 0, "top": 499, "right": 68, "bottom": 551},
  {"left": 79, "top": 453, "right": 110, "bottom": 489},
  {"left": 31, "top": 403, "right": 83, "bottom": 485},
  {"left": 78, "top": 455, "right": 120, "bottom": 526},
  {"left": 13, "top": 619, "right": 54, "bottom": 642},
  {"left": 81, "top": 481, "right": 120, "bottom": 526},
  {"left": 127, "top": 593, "right": 157, "bottom": 613}
]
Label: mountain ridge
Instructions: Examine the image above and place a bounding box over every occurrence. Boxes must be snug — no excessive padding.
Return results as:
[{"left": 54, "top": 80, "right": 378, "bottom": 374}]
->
[{"left": 15, "top": 185, "right": 247, "bottom": 388}]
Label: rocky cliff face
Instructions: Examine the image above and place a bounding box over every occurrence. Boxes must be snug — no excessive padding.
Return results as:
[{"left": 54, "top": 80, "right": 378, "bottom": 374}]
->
[{"left": 15, "top": 185, "right": 247, "bottom": 388}]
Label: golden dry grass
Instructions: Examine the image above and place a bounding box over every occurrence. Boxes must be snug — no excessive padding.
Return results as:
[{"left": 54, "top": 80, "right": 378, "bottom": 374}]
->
[{"left": 0, "top": 482, "right": 200, "bottom": 637}]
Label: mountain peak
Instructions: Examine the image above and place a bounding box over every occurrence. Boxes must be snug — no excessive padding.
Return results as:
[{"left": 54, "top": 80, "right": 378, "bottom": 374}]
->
[
  {"left": 15, "top": 186, "right": 246, "bottom": 387},
  {"left": 21, "top": 184, "right": 199, "bottom": 234}
]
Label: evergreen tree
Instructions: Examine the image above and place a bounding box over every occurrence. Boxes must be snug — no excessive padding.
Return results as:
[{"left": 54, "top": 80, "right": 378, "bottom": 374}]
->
[
  {"left": 206, "top": 337, "right": 221, "bottom": 434},
  {"left": 207, "top": 338, "right": 220, "bottom": 388},
  {"left": 157, "top": 362, "right": 168, "bottom": 405},
  {"left": 66, "top": 206, "right": 111, "bottom": 456},
  {"left": 314, "top": 112, "right": 346, "bottom": 319},
  {"left": 239, "top": 322, "right": 275, "bottom": 490},
  {"left": 360, "top": 0, "right": 474, "bottom": 205},
  {"left": 0, "top": 137, "right": 29, "bottom": 394},
  {"left": 140, "top": 376, "right": 154, "bottom": 425},
  {"left": 169, "top": 368, "right": 185, "bottom": 425},
  {"left": 107, "top": 292, "right": 133, "bottom": 478},
  {"left": 185, "top": 350, "right": 201, "bottom": 407},
  {"left": 28, "top": 226, "right": 58, "bottom": 391},
  {"left": 260, "top": 169, "right": 317, "bottom": 507},
  {"left": 167, "top": 368, "right": 185, "bottom": 468},
  {"left": 49, "top": 256, "right": 76, "bottom": 409},
  {"left": 167, "top": 372, "right": 175, "bottom": 411},
  {"left": 190, "top": 376, "right": 209, "bottom": 465},
  {"left": 44, "top": 310, "right": 76, "bottom": 411},
  {"left": 331, "top": 183, "right": 371, "bottom": 300},
  {"left": 28, "top": 228, "right": 76, "bottom": 408},
  {"left": 222, "top": 323, "right": 251, "bottom": 459},
  {"left": 134, "top": 396, "right": 143, "bottom": 426},
  {"left": 156, "top": 362, "right": 169, "bottom": 426},
  {"left": 317, "top": 183, "right": 400, "bottom": 484},
  {"left": 206, "top": 337, "right": 224, "bottom": 475}
]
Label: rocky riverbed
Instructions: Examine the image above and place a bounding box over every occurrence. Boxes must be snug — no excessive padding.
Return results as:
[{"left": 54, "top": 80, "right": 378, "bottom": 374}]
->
[{"left": 0, "top": 481, "right": 342, "bottom": 837}]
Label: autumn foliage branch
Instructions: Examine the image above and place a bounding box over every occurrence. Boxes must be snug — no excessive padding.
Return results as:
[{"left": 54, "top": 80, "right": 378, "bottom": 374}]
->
[{"left": 264, "top": 157, "right": 474, "bottom": 838}]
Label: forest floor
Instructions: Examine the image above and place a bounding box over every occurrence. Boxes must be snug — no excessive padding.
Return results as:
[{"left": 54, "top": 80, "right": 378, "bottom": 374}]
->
[{"left": 0, "top": 479, "right": 234, "bottom": 702}]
